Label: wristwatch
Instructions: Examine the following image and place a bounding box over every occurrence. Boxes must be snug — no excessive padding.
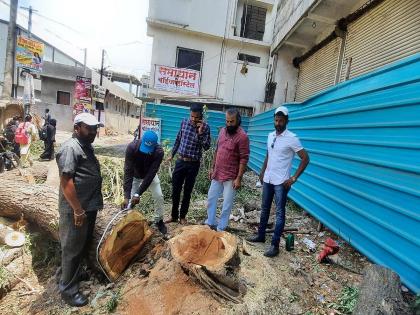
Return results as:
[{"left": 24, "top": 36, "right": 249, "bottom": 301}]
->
[{"left": 291, "top": 176, "right": 297, "bottom": 183}]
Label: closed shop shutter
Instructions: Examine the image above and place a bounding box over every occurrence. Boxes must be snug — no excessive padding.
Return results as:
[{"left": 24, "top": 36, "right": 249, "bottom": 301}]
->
[
  {"left": 339, "top": 0, "right": 420, "bottom": 81},
  {"left": 295, "top": 37, "right": 342, "bottom": 102}
]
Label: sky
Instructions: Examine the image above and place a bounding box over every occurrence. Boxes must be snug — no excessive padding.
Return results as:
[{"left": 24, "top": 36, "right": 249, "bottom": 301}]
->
[{"left": 0, "top": 0, "right": 153, "bottom": 81}]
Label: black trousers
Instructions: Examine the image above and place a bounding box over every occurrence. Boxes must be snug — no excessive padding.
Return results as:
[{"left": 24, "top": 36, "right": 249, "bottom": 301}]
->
[
  {"left": 171, "top": 160, "right": 200, "bottom": 220},
  {"left": 40, "top": 140, "right": 54, "bottom": 160},
  {"left": 58, "top": 211, "right": 97, "bottom": 295}
]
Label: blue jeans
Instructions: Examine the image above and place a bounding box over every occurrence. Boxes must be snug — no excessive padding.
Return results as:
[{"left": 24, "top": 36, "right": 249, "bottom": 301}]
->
[
  {"left": 257, "top": 182, "right": 289, "bottom": 247},
  {"left": 205, "top": 179, "right": 236, "bottom": 231}
]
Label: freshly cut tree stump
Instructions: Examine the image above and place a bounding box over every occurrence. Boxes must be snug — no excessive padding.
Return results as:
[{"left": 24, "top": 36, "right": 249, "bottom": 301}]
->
[
  {"left": 0, "top": 179, "right": 152, "bottom": 280},
  {"left": 169, "top": 225, "right": 243, "bottom": 303},
  {"left": 97, "top": 210, "right": 153, "bottom": 281},
  {"left": 353, "top": 265, "right": 410, "bottom": 315}
]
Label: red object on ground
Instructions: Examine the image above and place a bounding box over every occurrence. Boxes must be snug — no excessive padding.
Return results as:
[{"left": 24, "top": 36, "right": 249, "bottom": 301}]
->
[{"left": 317, "top": 238, "right": 340, "bottom": 262}]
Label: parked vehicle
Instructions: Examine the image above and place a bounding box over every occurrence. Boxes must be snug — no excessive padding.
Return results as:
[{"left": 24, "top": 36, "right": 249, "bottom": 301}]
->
[{"left": 0, "top": 136, "right": 21, "bottom": 173}]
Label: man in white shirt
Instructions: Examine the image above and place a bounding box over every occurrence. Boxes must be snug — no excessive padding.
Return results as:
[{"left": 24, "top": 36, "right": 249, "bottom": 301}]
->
[{"left": 247, "top": 106, "right": 309, "bottom": 257}]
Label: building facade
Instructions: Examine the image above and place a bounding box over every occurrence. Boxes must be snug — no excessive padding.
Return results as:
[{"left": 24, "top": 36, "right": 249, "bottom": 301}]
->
[
  {"left": 0, "top": 19, "right": 142, "bottom": 132},
  {"left": 147, "top": 0, "right": 276, "bottom": 114},
  {"left": 269, "top": 0, "right": 420, "bottom": 106}
]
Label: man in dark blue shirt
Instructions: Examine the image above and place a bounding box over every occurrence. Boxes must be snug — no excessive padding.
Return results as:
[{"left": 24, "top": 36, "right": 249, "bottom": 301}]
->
[
  {"left": 167, "top": 104, "right": 211, "bottom": 224},
  {"left": 122, "top": 130, "right": 166, "bottom": 234}
]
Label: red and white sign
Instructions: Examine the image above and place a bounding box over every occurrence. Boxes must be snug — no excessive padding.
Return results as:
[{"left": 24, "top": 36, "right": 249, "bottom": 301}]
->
[
  {"left": 140, "top": 117, "right": 162, "bottom": 143},
  {"left": 154, "top": 65, "right": 200, "bottom": 96}
]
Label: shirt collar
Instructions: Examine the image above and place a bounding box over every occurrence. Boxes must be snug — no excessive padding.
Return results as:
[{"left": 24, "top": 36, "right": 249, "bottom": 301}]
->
[{"left": 273, "top": 129, "right": 288, "bottom": 137}]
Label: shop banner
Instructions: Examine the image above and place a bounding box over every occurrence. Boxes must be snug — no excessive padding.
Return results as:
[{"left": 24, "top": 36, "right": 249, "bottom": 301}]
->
[
  {"left": 16, "top": 36, "right": 44, "bottom": 72},
  {"left": 154, "top": 65, "right": 200, "bottom": 95},
  {"left": 73, "top": 76, "right": 92, "bottom": 116},
  {"left": 92, "top": 84, "right": 106, "bottom": 103}
]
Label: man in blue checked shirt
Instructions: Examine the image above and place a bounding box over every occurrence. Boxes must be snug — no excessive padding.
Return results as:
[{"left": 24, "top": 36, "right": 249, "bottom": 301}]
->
[{"left": 166, "top": 104, "right": 211, "bottom": 224}]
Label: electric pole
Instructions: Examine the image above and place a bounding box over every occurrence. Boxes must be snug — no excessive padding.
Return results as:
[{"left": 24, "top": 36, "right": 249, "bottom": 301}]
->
[
  {"left": 20, "top": 5, "right": 38, "bottom": 38},
  {"left": 1, "top": 0, "right": 18, "bottom": 99},
  {"left": 97, "top": 49, "right": 105, "bottom": 137}
]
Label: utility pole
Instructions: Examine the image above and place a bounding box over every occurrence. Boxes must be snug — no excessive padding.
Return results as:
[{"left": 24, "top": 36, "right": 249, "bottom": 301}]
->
[
  {"left": 20, "top": 5, "right": 37, "bottom": 38},
  {"left": 83, "top": 48, "right": 87, "bottom": 77},
  {"left": 20, "top": 5, "right": 38, "bottom": 115},
  {"left": 1, "top": 0, "right": 18, "bottom": 99},
  {"left": 97, "top": 49, "right": 105, "bottom": 137}
]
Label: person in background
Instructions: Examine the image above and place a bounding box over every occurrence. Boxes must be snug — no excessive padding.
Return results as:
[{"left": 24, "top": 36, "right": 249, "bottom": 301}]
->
[
  {"left": 55, "top": 113, "right": 103, "bottom": 307},
  {"left": 247, "top": 106, "right": 310, "bottom": 257},
  {"left": 44, "top": 108, "right": 51, "bottom": 125},
  {"left": 16, "top": 114, "right": 37, "bottom": 167},
  {"left": 40, "top": 118, "right": 57, "bottom": 160},
  {"left": 166, "top": 104, "right": 211, "bottom": 224},
  {"left": 122, "top": 130, "right": 167, "bottom": 234},
  {"left": 205, "top": 108, "right": 249, "bottom": 231},
  {"left": 4, "top": 116, "right": 20, "bottom": 157}
]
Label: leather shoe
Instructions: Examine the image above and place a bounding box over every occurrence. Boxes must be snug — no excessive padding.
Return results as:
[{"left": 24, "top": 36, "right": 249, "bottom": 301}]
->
[
  {"left": 264, "top": 245, "right": 280, "bottom": 257},
  {"left": 61, "top": 291, "right": 88, "bottom": 307},
  {"left": 246, "top": 235, "right": 265, "bottom": 243},
  {"left": 155, "top": 220, "right": 167, "bottom": 235}
]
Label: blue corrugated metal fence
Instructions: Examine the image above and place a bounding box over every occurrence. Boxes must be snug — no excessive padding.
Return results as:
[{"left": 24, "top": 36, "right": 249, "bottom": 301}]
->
[{"left": 248, "top": 53, "right": 420, "bottom": 292}]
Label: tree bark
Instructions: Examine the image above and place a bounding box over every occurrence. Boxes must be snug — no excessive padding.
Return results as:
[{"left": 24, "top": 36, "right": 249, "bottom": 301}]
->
[
  {"left": 169, "top": 225, "right": 244, "bottom": 303},
  {"left": 0, "top": 179, "right": 152, "bottom": 280},
  {"left": 353, "top": 265, "right": 411, "bottom": 315}
]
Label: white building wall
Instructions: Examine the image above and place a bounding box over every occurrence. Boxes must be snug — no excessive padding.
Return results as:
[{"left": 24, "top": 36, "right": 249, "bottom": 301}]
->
[
  {"left": 147, "top": 0, "right": 275, "bottom": 109},
  {"left": 148, "top": 28, "right": 223, "bottom": 97},
  {"left": 220, "top": 41, "right": 269, "bottom": 107},
  {"left": 148, "top": 0, "right": 229, "bottom": 37}
]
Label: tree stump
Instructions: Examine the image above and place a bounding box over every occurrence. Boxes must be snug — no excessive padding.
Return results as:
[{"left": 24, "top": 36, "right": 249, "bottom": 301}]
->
[
  {"left": 0, "top": 179, "right": 152, "bottom": 280},
  {"left": 353, "top": 265, "right": 411, "bottom": 315},
  {"left": 169, "top": 225, "right": 244, "bottom": 303}
]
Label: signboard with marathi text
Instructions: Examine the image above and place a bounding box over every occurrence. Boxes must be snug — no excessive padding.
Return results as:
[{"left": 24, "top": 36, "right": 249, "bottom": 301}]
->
[
  {"left": 92, "top": 84, "right": 106, "bottom": 103},
  {"left": 154, "top": 65, "right": 200, "bottom": 96},
  {"left": 140, "top": 117, "right": 161, "bottom": 144},
  {"left": 73, "top": 76, "right": 92, "bottom": 116},
  {"left": 16, "top": 36, "right": 44, "bottom": 73}
]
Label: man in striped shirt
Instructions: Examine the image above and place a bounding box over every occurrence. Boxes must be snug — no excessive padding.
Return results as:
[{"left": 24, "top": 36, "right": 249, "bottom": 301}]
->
[{"left": 167, "top": 104, "right": 211, "bottom": 224}]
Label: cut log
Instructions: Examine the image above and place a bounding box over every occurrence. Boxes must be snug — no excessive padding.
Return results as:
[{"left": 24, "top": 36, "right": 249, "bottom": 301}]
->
[
  {"left": 0, "top": 179, "right": 152, "bottom": 280},
  {"left": 169, "top": 225, "right": 243, "bottom": 303},
  {"left": 0, "top": 224, "right": 25, "bottom": 247},
  {"left": 97, "top": 210, "right": 153, "bottom": 281},
  {"left": 353, "top": 265, "right": 411, "bottom": 315}
]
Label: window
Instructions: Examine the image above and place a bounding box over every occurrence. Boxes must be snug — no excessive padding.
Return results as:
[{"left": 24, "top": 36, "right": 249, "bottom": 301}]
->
[
  {"left": 240, "top": 5, "right": 266, "bottom": 41},
  {"left": 56, "top": 91, "right": 70, "bottom": 105},
  {"left": 238, "top": 53, "right": 261, "bottom": 64},
  {"left": 176, "top": 47, "right": 203, "bottom": 72}
]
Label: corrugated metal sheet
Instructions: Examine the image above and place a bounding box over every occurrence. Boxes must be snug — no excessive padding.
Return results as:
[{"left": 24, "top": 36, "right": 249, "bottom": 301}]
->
[
  {"left": 295, "top": 38, "right": 342, "bottom": 102},
  {"left": 340, "top": 0, "right": 420, "bottom": 81},
  {"left": 248, "top": 53, "right": 420, "bottom": 293},
  {"left": 145, "top": 103, "right": 250, "bottom": 145}
]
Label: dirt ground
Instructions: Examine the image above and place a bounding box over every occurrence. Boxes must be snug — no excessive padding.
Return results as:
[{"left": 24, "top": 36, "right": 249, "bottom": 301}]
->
[{"left": 0, "top": 133, "right": 414, "bottom": 315}]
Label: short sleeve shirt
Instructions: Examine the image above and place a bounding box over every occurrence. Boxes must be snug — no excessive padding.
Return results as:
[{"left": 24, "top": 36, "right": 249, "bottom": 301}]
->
[
  {"left": 56, "top": 136, "right": 103, "bottom": 213},
  {"left": 263, "top": 129, "right": 303, "bottom": 185}
]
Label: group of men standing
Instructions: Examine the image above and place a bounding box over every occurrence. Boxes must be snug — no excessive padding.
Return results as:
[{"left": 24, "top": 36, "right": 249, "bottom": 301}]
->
[{"left": 55, "top": 103, "right": 309, "bottom": 307}]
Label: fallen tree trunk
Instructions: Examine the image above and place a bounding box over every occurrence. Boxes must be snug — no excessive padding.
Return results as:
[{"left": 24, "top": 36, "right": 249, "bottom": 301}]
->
[
  {"left": 0, "top": 179, "right": 152, "bottom": 280},
  {"left": 353, "top": 265, "right": 410, "bottom": 315},
  {"left": 169, "top": 225, "right": 244, "bottom": 303}
]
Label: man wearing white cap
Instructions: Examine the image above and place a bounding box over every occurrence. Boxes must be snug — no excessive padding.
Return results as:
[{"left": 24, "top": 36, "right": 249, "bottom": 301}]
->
[
  {"left": 55, "top": 113, "right": 104, "bottom": 306},
  {"left": 247, "top": 106, "right": 309, "bottom": 257}
]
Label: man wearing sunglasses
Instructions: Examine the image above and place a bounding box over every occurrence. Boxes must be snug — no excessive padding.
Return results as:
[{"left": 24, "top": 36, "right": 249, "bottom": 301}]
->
[
  {"left": 247, "top": 106, "right": 309, "bottom": 257},
  {"left": 56, "top": 113, "right": 104, "bottom": 306}
]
